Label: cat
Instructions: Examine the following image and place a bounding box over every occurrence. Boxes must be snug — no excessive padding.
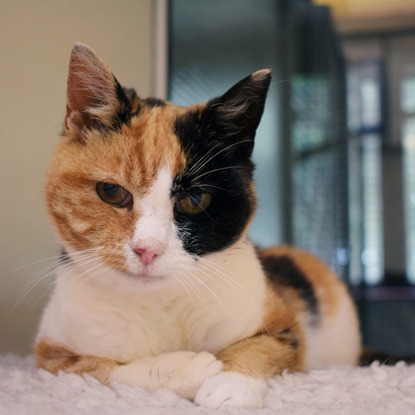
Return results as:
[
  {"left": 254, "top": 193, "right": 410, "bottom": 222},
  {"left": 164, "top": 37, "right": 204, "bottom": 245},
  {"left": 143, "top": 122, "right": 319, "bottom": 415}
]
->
[{"left": 34, "top": 43, "right": 361, "bottom": 409}]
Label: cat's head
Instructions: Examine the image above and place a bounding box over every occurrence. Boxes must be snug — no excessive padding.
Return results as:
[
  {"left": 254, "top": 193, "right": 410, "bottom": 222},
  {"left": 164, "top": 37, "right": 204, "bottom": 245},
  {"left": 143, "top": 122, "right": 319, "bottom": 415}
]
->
[{"left": 46, "top": 43, "right": 270, "bottom": 290}]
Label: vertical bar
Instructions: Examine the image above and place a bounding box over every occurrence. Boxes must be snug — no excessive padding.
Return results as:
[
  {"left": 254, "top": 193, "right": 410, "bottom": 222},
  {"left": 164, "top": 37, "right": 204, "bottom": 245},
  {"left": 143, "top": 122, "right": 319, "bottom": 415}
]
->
[{"left": 153, "top": 0, "right": 168, "bottom": 99}]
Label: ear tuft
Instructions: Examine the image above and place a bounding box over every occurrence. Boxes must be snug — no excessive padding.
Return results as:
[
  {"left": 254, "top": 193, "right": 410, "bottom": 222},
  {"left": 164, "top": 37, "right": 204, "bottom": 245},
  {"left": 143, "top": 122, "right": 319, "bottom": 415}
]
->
[
  {"left": 251, "top": 68, "right": 272, "bottom": 81},
  {"left": 220, "top": 69, "right": 270, "bottom": 130},
  {"left": 65, "top": 43, "right": 134, "bottom": 141}
]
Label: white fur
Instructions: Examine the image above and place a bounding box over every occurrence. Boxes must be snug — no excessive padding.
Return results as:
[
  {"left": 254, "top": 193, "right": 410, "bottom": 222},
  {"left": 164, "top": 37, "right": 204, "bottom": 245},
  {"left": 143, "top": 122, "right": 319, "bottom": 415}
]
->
[
  {"left": 124, "top": 165, "right": 186, "bottom": 280},
  {"left": 36, "top": 237, "right": 267, "bottom": 360},
  {"left": 302, "top": 286, "right": 361, "bottom": 370},
  {"left": 195, "top": 372, "right": 267, "bottom": 409}
]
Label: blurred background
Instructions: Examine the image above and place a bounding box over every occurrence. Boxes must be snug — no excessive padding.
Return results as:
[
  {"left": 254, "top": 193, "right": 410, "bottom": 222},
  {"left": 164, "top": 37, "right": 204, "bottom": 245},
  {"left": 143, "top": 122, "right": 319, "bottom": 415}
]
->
[{"left": 1, "top": 0, "right": 415, "bottom": 357}]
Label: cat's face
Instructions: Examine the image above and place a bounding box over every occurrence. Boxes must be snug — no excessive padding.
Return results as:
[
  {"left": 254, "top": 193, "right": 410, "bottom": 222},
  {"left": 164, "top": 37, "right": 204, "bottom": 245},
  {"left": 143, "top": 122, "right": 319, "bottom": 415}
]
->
[{"left": 46, "top": 44, "right": 270, "bottom": 290}]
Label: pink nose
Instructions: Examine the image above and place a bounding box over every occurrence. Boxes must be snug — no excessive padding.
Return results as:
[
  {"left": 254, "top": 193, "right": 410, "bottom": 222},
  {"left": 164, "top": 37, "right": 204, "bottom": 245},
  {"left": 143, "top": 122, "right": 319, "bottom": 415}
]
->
[{"left": 133, "top": 246, "right": 162, "bottom": 266}]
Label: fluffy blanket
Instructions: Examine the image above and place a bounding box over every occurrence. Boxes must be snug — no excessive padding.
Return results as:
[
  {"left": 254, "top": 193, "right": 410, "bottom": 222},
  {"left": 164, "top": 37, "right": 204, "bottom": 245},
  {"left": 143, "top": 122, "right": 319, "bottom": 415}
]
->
[{"left": 1, "top": 354, "right": 414, "bottom": 415}]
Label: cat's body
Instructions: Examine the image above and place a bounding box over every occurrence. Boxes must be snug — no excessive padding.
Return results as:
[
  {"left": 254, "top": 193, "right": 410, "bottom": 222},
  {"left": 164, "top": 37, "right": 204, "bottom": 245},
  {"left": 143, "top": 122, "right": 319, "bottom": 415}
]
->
[{"left": 35, "top": 44, "right": 361, "bottom": 409}]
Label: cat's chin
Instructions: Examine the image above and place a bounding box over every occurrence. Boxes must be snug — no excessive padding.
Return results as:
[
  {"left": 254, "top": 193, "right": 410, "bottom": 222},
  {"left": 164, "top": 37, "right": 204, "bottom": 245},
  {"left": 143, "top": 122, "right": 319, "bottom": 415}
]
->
[{"left": 121, "top": 270, "right": 166, "bottom": 287}]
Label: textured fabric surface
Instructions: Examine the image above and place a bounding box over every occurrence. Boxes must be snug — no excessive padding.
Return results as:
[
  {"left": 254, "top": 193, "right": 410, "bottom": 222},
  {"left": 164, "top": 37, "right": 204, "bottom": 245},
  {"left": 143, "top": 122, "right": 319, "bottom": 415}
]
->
[{"left": 1, "top": 354, "right": 414, "bottom": 415}]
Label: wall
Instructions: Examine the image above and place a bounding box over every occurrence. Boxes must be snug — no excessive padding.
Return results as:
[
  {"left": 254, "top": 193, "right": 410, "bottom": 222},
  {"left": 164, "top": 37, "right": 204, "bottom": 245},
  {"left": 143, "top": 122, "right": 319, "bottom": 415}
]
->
[{"left": 0, "top": 0, "right": 153, "bottom": 355}]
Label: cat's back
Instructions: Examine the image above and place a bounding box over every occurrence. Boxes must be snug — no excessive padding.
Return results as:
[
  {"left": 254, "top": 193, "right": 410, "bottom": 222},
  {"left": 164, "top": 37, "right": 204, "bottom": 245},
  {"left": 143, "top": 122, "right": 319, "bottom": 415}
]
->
[{"left": 258, "top": 245, "right": 361, "bottom": 369}]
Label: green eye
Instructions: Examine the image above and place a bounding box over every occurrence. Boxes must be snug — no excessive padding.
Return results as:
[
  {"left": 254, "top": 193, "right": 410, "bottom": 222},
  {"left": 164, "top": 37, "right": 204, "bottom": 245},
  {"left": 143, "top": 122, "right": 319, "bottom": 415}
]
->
[
  {"left": 96, "top": 182, "right": 132, "bottom": 208},
  {"left": 176, "top": 193, "right": 212, "bottom": 215}
]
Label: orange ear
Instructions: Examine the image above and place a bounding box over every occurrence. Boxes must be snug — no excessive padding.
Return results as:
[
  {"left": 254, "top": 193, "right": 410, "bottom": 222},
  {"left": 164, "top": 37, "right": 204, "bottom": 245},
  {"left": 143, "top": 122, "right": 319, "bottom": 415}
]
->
[{"left": 64, "top": 43, "right": 129, "bottom": 141}]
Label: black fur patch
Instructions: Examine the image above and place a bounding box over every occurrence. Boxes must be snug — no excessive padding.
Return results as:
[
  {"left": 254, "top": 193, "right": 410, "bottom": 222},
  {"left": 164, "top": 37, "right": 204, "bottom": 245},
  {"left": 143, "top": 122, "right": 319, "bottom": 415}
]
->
[
  {"left": 172, "top": 110, "right": 255, "bottom": 256},
  {"left": 144, "top": 98, "right": 166, "bottom": 108},
  {"left": 171, "top": 72, "right": 270, "bottom": 257},
  {"left": 262, "top": 255, "right": 319, "bottom": 317},
  {"left": 278, "top": 328, "right": 300, "bottom": 350},
  {"left": 59, "top": 249, "right": 72, "bottom": 265},
  {"left": 111, "top": 79, "right": 134, "bottom": 130},
  {"left": 95, "top": 83, "right": 141, "bottom": 133},
  {"left": 290, "top": 338, "right": 299, "bottom": 350}
]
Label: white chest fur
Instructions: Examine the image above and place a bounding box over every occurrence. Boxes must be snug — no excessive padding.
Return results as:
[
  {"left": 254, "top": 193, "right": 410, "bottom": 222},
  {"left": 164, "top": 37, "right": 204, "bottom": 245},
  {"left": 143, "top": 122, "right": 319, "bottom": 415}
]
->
[{"left": 36, "top": 239, "right": 267, "bottom": 362}]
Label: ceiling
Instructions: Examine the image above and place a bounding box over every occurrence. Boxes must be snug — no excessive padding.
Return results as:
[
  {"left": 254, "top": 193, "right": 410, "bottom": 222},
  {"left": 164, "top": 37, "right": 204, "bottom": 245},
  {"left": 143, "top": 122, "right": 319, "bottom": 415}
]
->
[{"left": 314, "top": 0, "right": 415, "bottom": 34}]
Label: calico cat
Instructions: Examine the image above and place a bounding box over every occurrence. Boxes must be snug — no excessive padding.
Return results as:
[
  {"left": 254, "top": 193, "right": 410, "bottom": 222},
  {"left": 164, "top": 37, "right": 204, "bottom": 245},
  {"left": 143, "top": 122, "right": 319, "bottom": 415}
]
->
[{"left": 35, "top": 43, "right": 361, "bottom": 409}]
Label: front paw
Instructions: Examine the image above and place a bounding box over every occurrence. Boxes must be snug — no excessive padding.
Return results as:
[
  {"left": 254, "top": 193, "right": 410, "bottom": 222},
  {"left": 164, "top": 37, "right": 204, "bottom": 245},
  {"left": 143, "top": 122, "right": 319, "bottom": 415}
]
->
[
  {"left": 195, "top": 372, "right": 267, "bottom": 409},
  {"left": 110, "top": 351, "right": 223, "bottom": 400},
  {"left": 166, "top": 351, "right": 223, "bottom": 400}
]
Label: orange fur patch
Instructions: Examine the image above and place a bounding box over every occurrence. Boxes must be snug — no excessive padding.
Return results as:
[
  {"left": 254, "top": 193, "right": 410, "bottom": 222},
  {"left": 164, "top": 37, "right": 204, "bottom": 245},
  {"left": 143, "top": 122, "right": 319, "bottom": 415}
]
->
[
  {"left": 217, "top": 284, "right": 305, "bottom": 378},
  {"left": 35, "top": 339, "right": 119, "bottom": 385},
  {"left": 218, "top": 333, "right": 303, "bottom": 378},
  {"left": 46, "top": 103, "right": 188, "bottom": 271}
]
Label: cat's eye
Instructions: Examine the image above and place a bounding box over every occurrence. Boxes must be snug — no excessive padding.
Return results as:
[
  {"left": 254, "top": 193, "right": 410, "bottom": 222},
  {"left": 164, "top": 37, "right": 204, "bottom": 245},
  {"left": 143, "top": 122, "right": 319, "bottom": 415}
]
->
[
  {"left": 176, "top": 193, "right": 212, "bottom": 215},
  {"left": 96, "top": 182, "right": 132, "bottom": 208}
]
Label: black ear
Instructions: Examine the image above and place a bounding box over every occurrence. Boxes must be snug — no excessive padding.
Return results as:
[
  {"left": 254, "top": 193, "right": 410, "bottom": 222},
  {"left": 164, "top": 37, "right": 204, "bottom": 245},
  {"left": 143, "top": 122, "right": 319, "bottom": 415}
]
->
[
  {"left": 64, "top": 43, "right": 138, "bottom": 141},
  {"left": 201, "top": 69, "right": 271, "bottom": 153}
]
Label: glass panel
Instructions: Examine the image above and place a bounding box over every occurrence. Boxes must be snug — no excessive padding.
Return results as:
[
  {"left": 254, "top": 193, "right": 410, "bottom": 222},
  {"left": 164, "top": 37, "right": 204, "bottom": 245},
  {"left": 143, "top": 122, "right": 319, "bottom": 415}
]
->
[
  {"left": 292, "top": 146, "right": 346, "bottom": 276},
  {"left": 347, "top": 60, "right": 385, "bottom": 285},
  {"left": 360, "top": 77, "right": 381, "bottom": 129},
  {"left": 361, "top": 135, "right": 384, "bottom": 285},
  {"left": 400, "top": 63, "right": 415, "bottom": 114},
  {"left": 291, "top": 75, "right": 331, "bottom": 153},
  {"left": 348, "top": 136, "right": 384, "bottom": 286},
  {"left": 400, "top": 76, "right": 415, "bottom": 114},
  {"left": 402, "top": 116, "right": 415, "bottom": 284},
  {"left": 289, "top": 7, "right": 349, "bottom": 280},
  {"left": 348, "top": 139, "right": 363, "bottom": 285},
  {"left": 347, "top": 60, "right": 384, "bottom": 135}
]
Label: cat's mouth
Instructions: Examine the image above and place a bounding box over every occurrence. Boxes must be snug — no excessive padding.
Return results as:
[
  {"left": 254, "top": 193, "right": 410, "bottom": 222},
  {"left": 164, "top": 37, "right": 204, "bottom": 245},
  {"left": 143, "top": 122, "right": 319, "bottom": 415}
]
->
[{"left": 122, "top": 270, "right": 165, "bottom": 285}]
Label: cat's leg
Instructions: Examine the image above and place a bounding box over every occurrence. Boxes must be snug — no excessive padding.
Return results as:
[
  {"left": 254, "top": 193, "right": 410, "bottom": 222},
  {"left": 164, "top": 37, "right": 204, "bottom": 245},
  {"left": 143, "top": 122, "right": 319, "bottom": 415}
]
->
[
  {"left": 35, "top": 339, "right": 223, "bottom": 400},
  {"left": 195, "top": 310, "right": 305, "bottom": 409},
  {"left": 109, "top": 349, "right": 223, "bottom": 399},
  {"left": 35, "top": 340, "right": 119, "bottom": 385}
]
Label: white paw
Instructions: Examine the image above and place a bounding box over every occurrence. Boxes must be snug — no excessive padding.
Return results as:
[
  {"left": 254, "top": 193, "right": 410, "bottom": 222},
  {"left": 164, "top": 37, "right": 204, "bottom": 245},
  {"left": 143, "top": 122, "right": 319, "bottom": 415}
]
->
[
  {"left": 110, "top": 351, "right": 223, "bottom": 400},
  {"left": 195, "top": 372, "right": 267, "bottom": 409},
  {"left": 165, "top": 351, "right": 223, "bottom": 400}
]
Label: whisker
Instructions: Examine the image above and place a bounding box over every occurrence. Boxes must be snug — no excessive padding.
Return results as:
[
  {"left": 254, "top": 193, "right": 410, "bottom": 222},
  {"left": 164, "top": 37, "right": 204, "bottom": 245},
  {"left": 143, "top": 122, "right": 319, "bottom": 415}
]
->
[
  {"left": 193, "top": 267, "right": 259, "bottom": 343},
  {"left": 180, "top": 271, "right": 237, "bottom": 326},
  {"left": 13, "top": 248, "right": 104, "bottom": 308},
  {"left": 186, "top": 141, "right": 223, "bottom": 177},
  {"left": 14, "top": 248, "right": 100, "bottom": 307},
  {"left": 196, "top": 256, "right": 269, "bottom": 337},
  {"left": 1, "top": 253, "right": 66, "bottom": 278},
  {"left": 190, "top": 270, "right": 230, "bottom": 314},
  {"left": 192, "top": 165, "right": 250, "bottom": 183},
  {"left": 14, "top": 260, "right": 60, "bottom": 307},
  {"left": 182, "top": 191, "right": 217, "bottom": 224},
  {"left": 16, "top": 251, "right": 106, "bottom": 312},
  {"left": 69, "top": 261, "right": 110, "bottom": 293},
  {"left": 191, "top": 183, "right": 232, "bottom": 193},
  {"left": 188, "top": 140, "right": 252, "bottom": 178},
  {"left": 180, "top": 270, "right": 239, "bottom": 325},
  {"left": 66, "top": 259, "right": 109, "bottom": 296},
  {"left": 176, "top": 274, "right": 199, "bottom": 310}
]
